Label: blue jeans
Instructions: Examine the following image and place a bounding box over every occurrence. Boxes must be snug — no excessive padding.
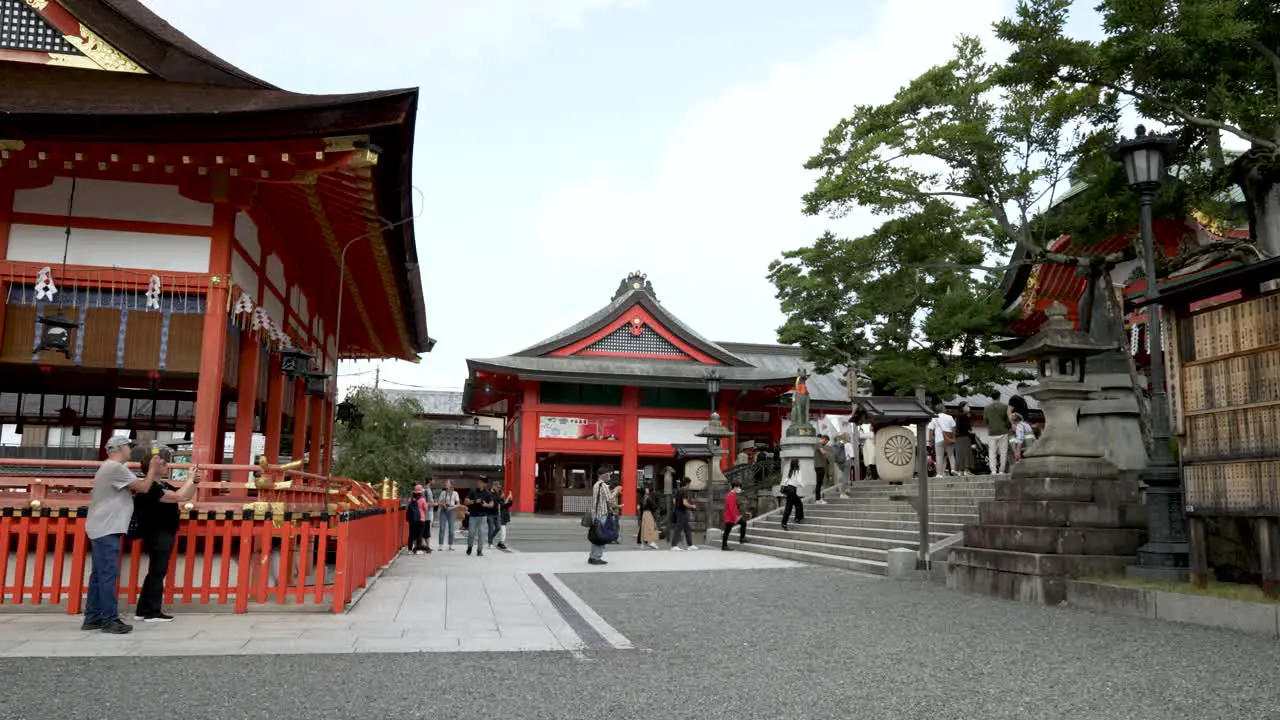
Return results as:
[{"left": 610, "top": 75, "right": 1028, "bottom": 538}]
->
[
  {"left": 589, "top": 521, "right": 606, "bottom": 561},
  {"left": 467, "top": 515, "right": 489, "bottom": 552},
  {"left": 437, "top": 509, "right": 456, "bottom": 547},
  {"left": 85, "top": 534, "right": 122, "bottom": 624}
]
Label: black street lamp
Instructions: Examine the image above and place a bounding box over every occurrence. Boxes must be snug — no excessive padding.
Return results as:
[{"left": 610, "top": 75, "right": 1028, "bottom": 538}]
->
[{"left": 1111, "top": 124, "right": 1190, "bottom": 579}]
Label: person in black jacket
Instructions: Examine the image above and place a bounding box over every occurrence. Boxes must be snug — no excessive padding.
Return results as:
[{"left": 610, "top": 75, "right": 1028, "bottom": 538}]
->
[
  {"left": 132, "top": 447, "right": 198, "bottom": 623},
  {"left": 488, "top": 486, "right": 513, "bottom": 551}
]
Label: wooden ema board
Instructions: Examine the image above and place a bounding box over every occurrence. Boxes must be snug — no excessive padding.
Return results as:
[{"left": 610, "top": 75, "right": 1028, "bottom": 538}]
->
[{"left": 1179, "top": 291, "right": 1280, "bottom": 515}]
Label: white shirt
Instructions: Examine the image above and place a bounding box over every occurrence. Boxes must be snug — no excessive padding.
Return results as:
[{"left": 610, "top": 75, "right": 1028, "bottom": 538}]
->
[
  {"left": 438, "top": 490, "right": 459, "bottom": 509},
  {"left": 932, "top": 413, "right": 956, "bottom": 445},
  {"left": 1014, "top": 422, "right": 1034, "bottom": 445}
]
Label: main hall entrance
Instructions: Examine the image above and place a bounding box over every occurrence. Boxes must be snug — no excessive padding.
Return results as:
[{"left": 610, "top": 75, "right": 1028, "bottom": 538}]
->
[{"left": 532, "top": 452, "right": 620, "bottom": 514}]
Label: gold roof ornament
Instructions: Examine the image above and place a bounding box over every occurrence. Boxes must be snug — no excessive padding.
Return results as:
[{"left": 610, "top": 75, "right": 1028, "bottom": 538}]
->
[{"left": 62, "top": 24, "right": 146, "bottom": 74}]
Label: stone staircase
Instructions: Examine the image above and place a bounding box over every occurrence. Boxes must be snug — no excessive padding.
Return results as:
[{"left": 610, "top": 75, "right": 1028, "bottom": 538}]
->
[{"left": 710, "top": 475, "right": 996, "bottom": 575}]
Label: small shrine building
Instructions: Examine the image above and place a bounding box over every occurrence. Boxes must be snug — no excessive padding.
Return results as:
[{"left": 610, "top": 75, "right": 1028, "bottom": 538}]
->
[{"left": 463, "top": 272, "right": 866, "bottom": 516}]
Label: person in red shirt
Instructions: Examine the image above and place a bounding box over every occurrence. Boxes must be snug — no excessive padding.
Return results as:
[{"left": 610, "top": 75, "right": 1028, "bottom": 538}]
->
[{"left": 721, "top": 479, "right": 747, "bottom": 551}]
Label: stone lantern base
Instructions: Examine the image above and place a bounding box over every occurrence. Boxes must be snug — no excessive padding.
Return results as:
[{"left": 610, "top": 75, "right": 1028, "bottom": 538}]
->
[{"left": 947, "top": 380, "right": 1147, "bottom": 605}]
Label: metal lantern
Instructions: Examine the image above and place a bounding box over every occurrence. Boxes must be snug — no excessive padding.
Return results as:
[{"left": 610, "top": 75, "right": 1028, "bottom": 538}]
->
[
  {"left": 336, "top": 397, "right": 358, "bottom": 424},
  {"left": 303, "top": 371, "right": 328, "bottom": 398},
  {"left": 35, "top": 314, "right": 79, "bottom": 359},
  {"left": 1111, "top": 125, "right": 1174, "bottom": 191},
  {"left": 278, "top": 347, "right": 314, "bottom": 379}
]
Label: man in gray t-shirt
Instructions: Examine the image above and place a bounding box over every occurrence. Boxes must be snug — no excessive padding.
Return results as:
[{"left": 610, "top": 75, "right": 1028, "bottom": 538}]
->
[{"left": 83, "top": 435, "right": 153, "bottom": 634}]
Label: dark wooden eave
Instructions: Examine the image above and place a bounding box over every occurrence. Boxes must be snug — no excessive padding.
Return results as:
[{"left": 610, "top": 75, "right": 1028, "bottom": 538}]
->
[{"left": 60, "top": 0, "right": 275, "bottom": 88}]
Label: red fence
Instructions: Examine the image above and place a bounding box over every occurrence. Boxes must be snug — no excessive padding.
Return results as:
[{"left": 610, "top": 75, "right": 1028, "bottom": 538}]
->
[{"left": 0, "top": 459, "right": 405, "bottom": 614}]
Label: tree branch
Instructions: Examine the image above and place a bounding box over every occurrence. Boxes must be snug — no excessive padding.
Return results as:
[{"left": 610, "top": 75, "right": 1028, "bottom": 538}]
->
[
  {"left": 1059, "top": 73, "right": 1279, "bottom": 150},
  {"left": 1247, "top": 39, "right": 1280, "bottom": 134}
]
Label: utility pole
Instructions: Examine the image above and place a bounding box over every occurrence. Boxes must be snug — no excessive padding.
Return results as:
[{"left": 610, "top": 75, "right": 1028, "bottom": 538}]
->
[{"left": 374, "top": 366, "right": 380, "bottom": 389}]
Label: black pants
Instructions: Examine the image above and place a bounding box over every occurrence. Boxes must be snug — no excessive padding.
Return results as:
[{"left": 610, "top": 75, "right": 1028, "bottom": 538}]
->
[
  {"left": 136, "top": 530, "right": 175, "bottom": 618},
  {"left": 488, "top": 517, "right": 502, "bottom": 545},
  {"left": 815, "top": 467, "right": 827, "bottom": 500},
  {"left": 407, "top": 520, "right": 427, "bottom": 551},
  {"left": 670, "top": 511, "right": 693, "bottom": 548},
  {"left": 721, "top": 519, "right": 746, "bottom": 548},
  {"left": 781, "top": 485, "right": 804, "bottom": 526}
]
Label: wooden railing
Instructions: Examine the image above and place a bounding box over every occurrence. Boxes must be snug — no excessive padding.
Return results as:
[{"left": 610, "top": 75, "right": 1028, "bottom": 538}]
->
[{"left": 0, "top": 458, "right": 404, "bottom": 613}]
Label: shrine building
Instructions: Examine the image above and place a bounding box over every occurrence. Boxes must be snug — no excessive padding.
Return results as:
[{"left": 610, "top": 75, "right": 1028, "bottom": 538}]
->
[
  {"left": 463, "top": 272, "right": 857, "bottom": 516},
  {"left": 0, "top": 0, "right": 431, "bottom": 472}
]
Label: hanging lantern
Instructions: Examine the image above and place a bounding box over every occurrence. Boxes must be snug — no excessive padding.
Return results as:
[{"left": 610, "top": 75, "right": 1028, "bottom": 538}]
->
[
  {"left": 336, "top": 397, "right": 358, "bottom": 424},
  {"left": 303, "top": 371, "right": 328, "bottom": 397},
  {"left": 277, "top": 347, "right": 314, "bottom": 379},
  {"left": 35, "top": 314, "right": 79, "bottom": 359}
]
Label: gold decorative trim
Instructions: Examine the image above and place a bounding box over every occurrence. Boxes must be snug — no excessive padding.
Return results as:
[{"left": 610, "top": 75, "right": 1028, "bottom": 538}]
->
[
  {"left": 365, "top": 217, "right": 414, "bottom": 357},
  {"left": 0, "top": 140, "right": 26, "bottom": 153},
  {"left": 63, "top": 23, "right": 146, "bottom": 74},
  {"left": 46, "top": 52, "right": 99, "bottom": 70},
  {"left": 24, "top": 0, "right": 49, "bottom": 10},
  {"left": 347, "top": 148, "right": 379, "bottom": 169},
  {"left": 324, "top": 135, "right": 368, "bottom": 153}
]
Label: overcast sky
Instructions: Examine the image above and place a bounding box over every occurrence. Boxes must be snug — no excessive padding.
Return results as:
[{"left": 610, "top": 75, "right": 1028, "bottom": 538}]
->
[{"left": 141, "top": 0, "right": 1102, "bottom": 395}]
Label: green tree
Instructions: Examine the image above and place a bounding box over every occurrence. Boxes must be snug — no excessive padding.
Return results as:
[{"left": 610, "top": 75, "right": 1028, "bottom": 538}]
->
[
  {"left": 996, "top": 0, "right": 1280, "bottom": 255},
  {"left": 332, "top": 387, "right": 432, "bottom": 492},
  {"left": 770, "top": 36, "right": 1106, "bottom": 399}
]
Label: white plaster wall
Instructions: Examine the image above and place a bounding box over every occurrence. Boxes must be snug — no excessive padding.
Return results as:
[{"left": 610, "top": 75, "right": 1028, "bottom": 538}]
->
[
  {"left": 264, "top": 253, "right": 286, "bottom": 299},
  {"left": 637, "top": 418, "right": 706, "bottom": 445},
  {"left": 13, "top": 177, "right": 213, "bottom": 226},
  {"left": 263, "top": 292, "right": 285, "bottom": 329},
  {"left": 7, "top": 224, "right": 210, "bottom": 273},
  {"left": 234, "top": 211, "right": 260, "bottom": 263},
  {"left": 231, "top": 251, "right": 258, "bottom": 301}
]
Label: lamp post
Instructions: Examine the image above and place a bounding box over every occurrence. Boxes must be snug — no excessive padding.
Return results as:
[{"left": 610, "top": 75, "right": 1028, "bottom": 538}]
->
[
  {"left": 696, "top": 370, "right": 732, "bottom": 541},
  {"left": 1111, "top": 124, "right": 1190, "bottom": 579}
]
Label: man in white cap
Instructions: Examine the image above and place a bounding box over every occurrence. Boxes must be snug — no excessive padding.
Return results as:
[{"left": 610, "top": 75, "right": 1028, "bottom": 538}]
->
[{"left": 82, "top": 435, "right": 157, "bottom": 634}]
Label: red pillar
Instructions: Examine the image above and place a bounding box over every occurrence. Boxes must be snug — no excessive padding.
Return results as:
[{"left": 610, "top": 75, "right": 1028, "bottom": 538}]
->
[
  {"left": 308, "top": 396, "right": 325, "bottom": 474},
  {"left": 263, "top": 354, "right": 284, "bottom": 463},
  {"left": 621, "top": 386, "right": 639, "bottom": 515},
  {"left": 232, "top": 333, "right": 260, "bottom": 482},
  {"left": 0, "top": 181, "right": 12, "bottom": 407},
  {"left": 291, "top": 381, "right": 308, "bottom": 462},
  {"left": 192, "top": 205, "right": 234, "bottom": 467},
  {"left": 516, "top": 382, "right": 539, "bottom": 513}
]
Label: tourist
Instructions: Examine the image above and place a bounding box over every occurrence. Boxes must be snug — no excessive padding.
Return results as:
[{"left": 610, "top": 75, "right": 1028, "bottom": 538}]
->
[
  {"left": 833, "top": 432, "right": 852, "bottom": 497},
  {"left": 1007, "top": 385, "right": 1030, "bottom": 424},
  {"left": 490, "top": 486, "right": 513, "bottom": 551},
  {"left": 637, "top": 487, "right": 660, "bottom": 549},
  {"left": 83, "top": 435, "right": 154, "bottom": 634},
  {"left": 421, "top": 478, "right": 434, "bottom": 551},
  {"left": 814, "top": 435, "right": 832, "bottom": 503},
  {"left": 436, "top": 480, "right": 459, "bottom": 550},
  {"left": 466, "top": 477, "right": 495, "bottom": 557},
  {"left": 780, "top": 458, "right": 804, "bottom": 531},
  {"left": 721, "top": 479, "right": 747, "bottom": 551},
  {"left": 1012, "top": 413, "right": 1036, "bottom": 462},
  {"left": 587, "top": 465, "right": 616, "bottom": 566},
  {"left": 954, "top": 403, "right": 974, "bottom": 476},
  {"left": 983, "top": 391, "right": 1011, "bottom": 474},
  {"left": 131, "top": 446, "right": 198, "bottom": 624},
  {"left": 933, "top": 404, "right": 957, "bottom": 475},
  {"left": 669, "top": 477, "right": 697, "bottom": 551},
  {"left": 407, "top": 484, "right": 430, "bottom": 555}
]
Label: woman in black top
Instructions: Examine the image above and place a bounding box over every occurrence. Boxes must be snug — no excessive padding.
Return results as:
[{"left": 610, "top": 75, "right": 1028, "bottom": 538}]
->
[{"left": 132, "top": 448, "right": 198, "bottom": 623}]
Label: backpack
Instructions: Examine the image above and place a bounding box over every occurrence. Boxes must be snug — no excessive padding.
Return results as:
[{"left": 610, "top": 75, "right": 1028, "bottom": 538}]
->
[{"left": 832, "top": 442, "right": 848, "bottom": 467}]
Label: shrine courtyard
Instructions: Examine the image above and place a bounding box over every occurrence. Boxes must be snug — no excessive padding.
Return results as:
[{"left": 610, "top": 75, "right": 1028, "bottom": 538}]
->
[{"left": 0, "top": 518, "right": 1276, "bottom": 720}]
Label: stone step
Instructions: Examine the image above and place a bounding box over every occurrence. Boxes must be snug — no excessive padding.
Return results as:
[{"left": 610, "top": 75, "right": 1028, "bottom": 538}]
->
[
  {"left": 947, "top": 546, "right": 1135, "bottom": 577},
  {"left": 818, "top": 503, "right": 980, "bottom": 514},
  {"left": 753, "top": 520, "right": 951, "bottom": 545},
  {"left": 731, "top": 532, "right": 896, "bottom": 563},
  {"left": 750, "top": 525, "right": 921, "bottom": 549},
  {"left": 711, "top": 534, "right": 889, "bottom": 575},
  {"left": 756, "top": 514, "right": 972, "bottom": 531},
  {"left": 779, "top": 510, "right": 978, "bottom": 524},
  {"left": 800, "top": 506, "right": 978, "bottom": 519},
  {"left": 963, "top": 524, "right": 1144, "bottom": 556}
]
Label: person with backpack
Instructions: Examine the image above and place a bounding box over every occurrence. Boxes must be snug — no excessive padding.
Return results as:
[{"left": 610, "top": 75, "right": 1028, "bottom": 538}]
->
[
  {"left": 832, "top": 432, "right": 851, "bottom": 498},
  {"left": 669, "top": 477, "right": 698, "bottom": 551},
  {"left": 489, "top": 487, "right": 513, "bottom": 552}
]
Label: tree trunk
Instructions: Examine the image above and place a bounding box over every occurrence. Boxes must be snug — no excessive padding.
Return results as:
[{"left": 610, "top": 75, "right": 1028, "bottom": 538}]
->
[{"left": 1233, "top": 148, "right": 1280, "bottom": 258}]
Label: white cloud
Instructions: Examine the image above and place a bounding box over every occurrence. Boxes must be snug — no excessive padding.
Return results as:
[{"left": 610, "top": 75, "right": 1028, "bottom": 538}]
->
[{"left": 508, "top": 0, "right": 1010, "bottom": 371}]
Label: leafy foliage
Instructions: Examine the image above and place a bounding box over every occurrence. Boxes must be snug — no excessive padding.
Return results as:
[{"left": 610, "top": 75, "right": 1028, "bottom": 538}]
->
[
  {"left": 332, "top": 387, "right": 432, "bottom": 491},
  {"left": 771, "top": 36, "right": 1108, "bottom": 399}
]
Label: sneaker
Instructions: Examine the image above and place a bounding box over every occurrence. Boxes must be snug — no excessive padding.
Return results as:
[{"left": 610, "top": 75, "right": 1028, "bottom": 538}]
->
[
  {"left": 81, "top": 619, "right": 104, "bottom": 631},
  {"left": 816, "top": 500, "right": 828, "bottom": 505},
  {"left": 839, "top": 493, "right": 851, "bottom": 499},
  {"left": 101, "top": 620, "right": 133, "bottom": 635},
  {"left": 670, "top": 546, "right": 683, "bottom": 552},
  {"left": 496, "top": 543, "right": 508, "bottom": 551},
  {"left": 721, "top": 545, "right": 734, "bottom": 551},
  {"left": 466, "top": 546, "right": 473, "bottom": 556},
  {"left": 646, "top": 542, "right": 659, "bottom": 549},
  {"left": 477, "top": 551, "right": 484, "bottom": 557},
  {"left": 448, "top": 545, "right": 455, "bottom": 551},
  {"left": 144, "top": 613, "right": 174, "bottom": 623},
  {"left": 688, "top": 545, "right": 699, "bottom": 551},
  {"left": 587, "top": 558, "right": 607, "bottom": 565}
]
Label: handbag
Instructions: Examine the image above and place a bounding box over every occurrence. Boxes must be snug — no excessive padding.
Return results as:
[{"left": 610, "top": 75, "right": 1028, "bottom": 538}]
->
[{"left": 596, "top": 514, "right": 619, "bottom": 544}]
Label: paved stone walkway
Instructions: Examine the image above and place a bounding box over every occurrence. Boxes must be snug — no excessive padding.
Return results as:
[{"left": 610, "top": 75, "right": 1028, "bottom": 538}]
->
[{"left": 0, "top": 547, "right": 799, "bottom": 657}]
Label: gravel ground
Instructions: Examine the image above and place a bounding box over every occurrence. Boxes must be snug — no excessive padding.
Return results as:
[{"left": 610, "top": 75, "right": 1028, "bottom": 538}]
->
[{"left": 1, "top": 568, "right": 1277, "bottom": 720}]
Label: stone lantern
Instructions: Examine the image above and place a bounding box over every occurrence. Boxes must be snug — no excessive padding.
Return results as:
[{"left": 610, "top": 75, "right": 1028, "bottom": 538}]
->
[{"left": 1003, "top": 302, "right": 1117, "bottom": 478}]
